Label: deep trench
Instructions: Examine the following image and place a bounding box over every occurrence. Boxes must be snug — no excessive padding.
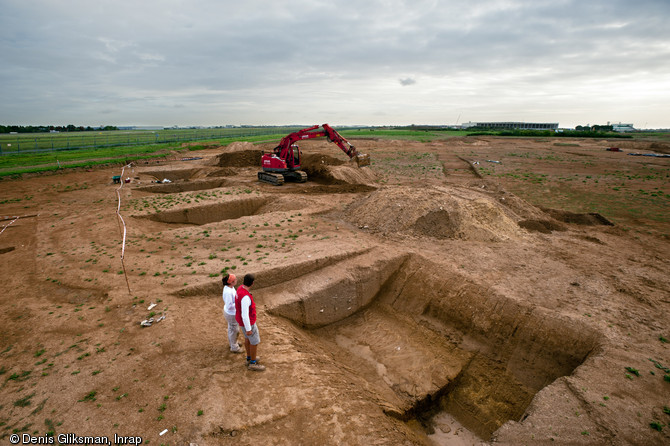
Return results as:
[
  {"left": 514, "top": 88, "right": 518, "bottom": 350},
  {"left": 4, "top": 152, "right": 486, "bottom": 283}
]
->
[{"left": 265, "top": 253, "right": 602, "bottom": 440}]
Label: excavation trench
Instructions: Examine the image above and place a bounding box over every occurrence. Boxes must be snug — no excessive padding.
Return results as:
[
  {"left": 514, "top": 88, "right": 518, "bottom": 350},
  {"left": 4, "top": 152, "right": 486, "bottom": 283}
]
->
[
  {"left": 141, "top": 168, "right": 203, "bottom": 182},
  {"left": 540, "top": 207, "right": 614, "bottom": 226},
  {"left": 134, "top": 178, "right": 228, "bottom": 194},
  {"left": 264, "top": 252, "right": 602, "bottom": 441},
  {"left": 143, "top": 197, "right": 268, "bottom": 225}
]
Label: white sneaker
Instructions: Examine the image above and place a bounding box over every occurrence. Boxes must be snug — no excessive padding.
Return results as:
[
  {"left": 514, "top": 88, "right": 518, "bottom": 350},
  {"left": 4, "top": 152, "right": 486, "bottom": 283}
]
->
[{"left": 247, "top": 362, "right": 266, "bottom": 371}]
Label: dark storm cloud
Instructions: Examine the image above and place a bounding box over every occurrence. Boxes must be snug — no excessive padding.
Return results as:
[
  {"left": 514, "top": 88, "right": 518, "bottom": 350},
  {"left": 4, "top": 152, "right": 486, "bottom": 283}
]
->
[{"left": 1, "top": 0, "right": 669, "bottom": 126}]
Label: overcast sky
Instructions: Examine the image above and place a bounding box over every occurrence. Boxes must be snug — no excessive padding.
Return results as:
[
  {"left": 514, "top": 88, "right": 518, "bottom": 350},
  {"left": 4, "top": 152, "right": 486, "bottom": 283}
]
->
[{"left": 2, "top": 0, "right": 669, "bottom": 128}]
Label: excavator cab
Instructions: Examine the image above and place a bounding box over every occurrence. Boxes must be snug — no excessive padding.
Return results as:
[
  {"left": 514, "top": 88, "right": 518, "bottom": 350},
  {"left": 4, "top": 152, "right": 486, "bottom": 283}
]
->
[{"left": 291, "top": 145, "right": 300, "bottom": 169}]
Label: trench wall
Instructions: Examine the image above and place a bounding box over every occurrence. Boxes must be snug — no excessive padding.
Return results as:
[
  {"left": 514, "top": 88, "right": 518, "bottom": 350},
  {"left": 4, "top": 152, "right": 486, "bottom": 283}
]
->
[
  {"left": 380, "top": 255, "right": 601, "bottom": 391},
  {"left": 145, "top": 197, "right": 267, "bottom": 225}
]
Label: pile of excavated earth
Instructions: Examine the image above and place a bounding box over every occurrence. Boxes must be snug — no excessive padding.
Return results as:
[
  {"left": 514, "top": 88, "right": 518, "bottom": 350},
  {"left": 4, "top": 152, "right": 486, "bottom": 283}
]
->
[{"left": 0, "top": 136, "right": 668, "bottom": 445}]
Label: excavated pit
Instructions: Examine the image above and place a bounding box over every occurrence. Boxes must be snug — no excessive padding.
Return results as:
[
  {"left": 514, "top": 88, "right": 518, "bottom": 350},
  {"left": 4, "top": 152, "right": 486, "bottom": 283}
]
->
[
  {"left": 263, "top": 252, "right": 602, "bottom": 440},
  {"left": 518, "top": 219, "right": 567, "bottom": 234},
  {"left": 540, "top": 207, "right": 614, "bottom": 226},
  {"left": 134, "top": 178, "right": 228, "bottom": 194},
  {"left": 141, "top": 168, "right": 202, "bottom": 182},
  {"left": 144, "top": 197, "right": 268, "bottom": 225}
]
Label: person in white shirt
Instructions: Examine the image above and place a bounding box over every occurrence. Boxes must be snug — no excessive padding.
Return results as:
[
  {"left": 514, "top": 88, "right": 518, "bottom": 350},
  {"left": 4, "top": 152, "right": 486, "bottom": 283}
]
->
[{"left": 222, "top": 274, "right": 242, "bottom": 353}]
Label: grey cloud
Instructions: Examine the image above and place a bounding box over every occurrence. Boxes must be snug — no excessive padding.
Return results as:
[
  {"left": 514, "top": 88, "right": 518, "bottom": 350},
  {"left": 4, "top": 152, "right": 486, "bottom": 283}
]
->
[{"left": 1, "top": 0, "right": 669, "bottom": 127}]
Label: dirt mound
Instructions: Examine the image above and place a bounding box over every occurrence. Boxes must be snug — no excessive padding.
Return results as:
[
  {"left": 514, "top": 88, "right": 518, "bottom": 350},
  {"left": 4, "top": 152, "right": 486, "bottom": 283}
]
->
[
  {"left": 300, "top": 153, "right": 376, "bottom": 185},
  {"left": 214, "top": 149, "right": 263, "bottom": 167},
  {"left": 650, "top": 142, "right": 670, "bottom": 154},
  {"left": 610, "top": 140, "right": 670, "bottom": 153},
  {"left": 327, "top": 165, "right": 376, "bottom": 185},
  {"left": 345, "top": 186, "right": 524, "bottom": 241},
  {"left": 223, "top": 141, "right": 258, "bottom": 152},
  {"left": 301, "top": 153, "right": 346, "bottom": 167},
  {"left": 300, "top": 153, "right": 342, "bottom": 184},
  {"left": 205, "top": 167, "right": 237, "bottom": 177},
  {"left": 301, "top": 184, "right": 377, "bottom": 194}
]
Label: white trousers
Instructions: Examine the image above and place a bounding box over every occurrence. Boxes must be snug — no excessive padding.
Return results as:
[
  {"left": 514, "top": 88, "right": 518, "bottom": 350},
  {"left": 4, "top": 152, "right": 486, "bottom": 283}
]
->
[{"left": 223, "top": 310, "right": 240, "bottom": 350}]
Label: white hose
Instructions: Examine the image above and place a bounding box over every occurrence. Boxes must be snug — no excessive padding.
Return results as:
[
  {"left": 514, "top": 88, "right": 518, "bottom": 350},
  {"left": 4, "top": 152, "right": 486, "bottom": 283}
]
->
[
  {"left": 0, "top": 216, "right": 19, "bottom": 236},
  {"left": 115, "top": 164, "right": 132, "bottom": 294}
]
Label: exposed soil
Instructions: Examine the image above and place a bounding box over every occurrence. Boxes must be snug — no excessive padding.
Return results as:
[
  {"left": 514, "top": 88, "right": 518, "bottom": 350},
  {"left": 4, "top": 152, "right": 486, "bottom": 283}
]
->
[{"left": 0, "top": 137, "right": 669, "bottom": 446}]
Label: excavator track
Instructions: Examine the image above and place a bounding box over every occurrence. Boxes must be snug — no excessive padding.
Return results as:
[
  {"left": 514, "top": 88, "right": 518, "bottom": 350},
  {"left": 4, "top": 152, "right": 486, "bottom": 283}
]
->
[
  {"left": 285, "top": 170, "right": 308, "bottom": 183},
  {"left": 258, "top": 171, "right": 285, "bottom": 186}
]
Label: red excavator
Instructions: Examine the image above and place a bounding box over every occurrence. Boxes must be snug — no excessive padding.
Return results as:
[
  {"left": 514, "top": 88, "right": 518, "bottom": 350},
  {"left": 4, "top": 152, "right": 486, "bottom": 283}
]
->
[{"left": 258, "top": 124, "right": 371, "bottom": 185}]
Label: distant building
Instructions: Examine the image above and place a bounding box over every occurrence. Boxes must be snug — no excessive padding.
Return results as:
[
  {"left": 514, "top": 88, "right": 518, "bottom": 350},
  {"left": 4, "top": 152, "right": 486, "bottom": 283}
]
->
[
  {"left": 612, "top": 123, "right": 635, "bottom": 132},
  {"left": 575, "top": 124, "right": 614, "bottom": 132},
  {"left": 461, "top": 121, "right": 559, "bottom": 130},
  {"left": 118, "top": 126, "right": 164, "bottom": 130}
]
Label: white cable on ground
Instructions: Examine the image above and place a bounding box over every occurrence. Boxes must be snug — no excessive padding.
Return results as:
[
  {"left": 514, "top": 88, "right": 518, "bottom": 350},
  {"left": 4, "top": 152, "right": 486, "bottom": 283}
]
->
[
  {"left": 0, "top": 216, "right": 19, "bottom": 236},
  {"left": 0, "top": 214, "right": 39, "bottom": 240},
  {"left": 116, "top": 164, "right": 133, "bottom": 295}
]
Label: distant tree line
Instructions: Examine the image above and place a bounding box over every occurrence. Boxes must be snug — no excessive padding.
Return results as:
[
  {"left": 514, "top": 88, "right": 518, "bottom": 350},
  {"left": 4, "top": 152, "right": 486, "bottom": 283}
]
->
[
  {"left": 0, "top": 125, "right": 119, "bottom": 134},
  {"left": 575, "top": 124, "right": 613, "bottom": 132}
]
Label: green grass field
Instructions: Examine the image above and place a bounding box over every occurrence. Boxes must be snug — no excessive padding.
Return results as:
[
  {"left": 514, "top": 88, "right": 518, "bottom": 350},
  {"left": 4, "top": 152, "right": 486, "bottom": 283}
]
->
[
  {"left": 0, "top": 127, "right": 308, "bottom": 155},
  {"left": 340, "top": 128, "right": 470, "bottom": 141},
  {"left": 0, "top": 127, "right": 468, "bottom": 177}
]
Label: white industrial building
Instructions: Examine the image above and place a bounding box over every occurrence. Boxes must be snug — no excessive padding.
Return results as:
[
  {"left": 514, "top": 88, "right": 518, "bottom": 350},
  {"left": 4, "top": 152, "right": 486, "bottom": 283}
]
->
[
  {"left": 612, "top": 123, "right": 635, "bottom": 132},
  {"left": 461, "top": 121, "right": 559, "bottom": 130}
]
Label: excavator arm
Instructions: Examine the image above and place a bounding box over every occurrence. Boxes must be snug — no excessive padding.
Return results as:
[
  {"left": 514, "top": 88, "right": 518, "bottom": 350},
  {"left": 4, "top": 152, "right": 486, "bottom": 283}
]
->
[
  {"left": 273, "top": 124, "right": 370, "bottom": 167},
  {"left": 323, "top": 124, "right": 369, "bottom": 164}
]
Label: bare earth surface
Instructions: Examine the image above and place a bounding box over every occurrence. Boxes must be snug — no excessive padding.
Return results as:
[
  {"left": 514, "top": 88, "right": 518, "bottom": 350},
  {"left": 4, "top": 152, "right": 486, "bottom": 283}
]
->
[{"left": 1, "top": 136, "right": 669, "bottom": 445}]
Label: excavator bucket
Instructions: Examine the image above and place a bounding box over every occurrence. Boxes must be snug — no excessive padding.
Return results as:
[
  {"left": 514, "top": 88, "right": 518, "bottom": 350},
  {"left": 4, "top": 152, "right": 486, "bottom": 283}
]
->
[{"left": 355, "top": 153, "right": 371, "bottom": 167}]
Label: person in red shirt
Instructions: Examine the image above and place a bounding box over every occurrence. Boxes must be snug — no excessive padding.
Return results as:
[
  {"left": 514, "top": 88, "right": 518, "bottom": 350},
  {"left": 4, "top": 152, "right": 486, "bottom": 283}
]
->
[{"left": 235, "top": 273, "right": 265, "bottom": 371}]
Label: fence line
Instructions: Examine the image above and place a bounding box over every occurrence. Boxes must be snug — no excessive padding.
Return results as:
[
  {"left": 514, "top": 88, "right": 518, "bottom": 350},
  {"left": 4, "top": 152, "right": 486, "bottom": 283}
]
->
[{"left": 0, "top": 128, "right": 299, "bottom": 155}]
